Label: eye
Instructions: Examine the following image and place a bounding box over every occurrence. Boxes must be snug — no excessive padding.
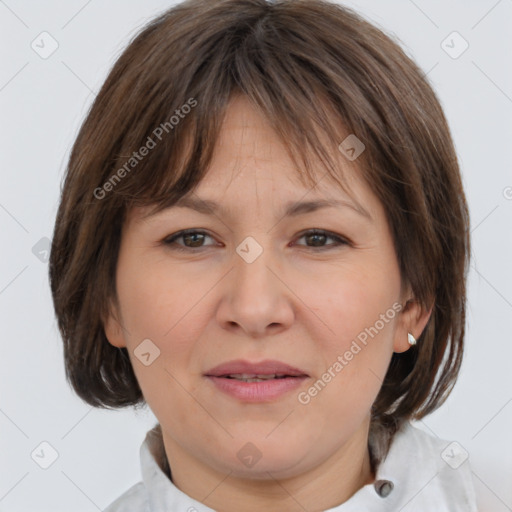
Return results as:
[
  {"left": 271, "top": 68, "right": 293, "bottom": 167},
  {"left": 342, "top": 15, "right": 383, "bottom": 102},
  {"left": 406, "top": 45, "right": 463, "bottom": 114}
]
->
[
  {"left": 162, "top": 228, "right": 350, "bottom": 252},
  {"left": 293, "top": 229, "right": 350, "bottom": 249},
  {"left": 162, "top": 229, "right": 218, "bottom": 251}
]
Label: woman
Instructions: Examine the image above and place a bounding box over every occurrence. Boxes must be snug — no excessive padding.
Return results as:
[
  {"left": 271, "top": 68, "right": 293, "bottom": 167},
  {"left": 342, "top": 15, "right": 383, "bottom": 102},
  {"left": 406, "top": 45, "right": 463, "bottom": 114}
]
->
[{"left": 49, "top": 0, "right": 477, "bottom": 509}]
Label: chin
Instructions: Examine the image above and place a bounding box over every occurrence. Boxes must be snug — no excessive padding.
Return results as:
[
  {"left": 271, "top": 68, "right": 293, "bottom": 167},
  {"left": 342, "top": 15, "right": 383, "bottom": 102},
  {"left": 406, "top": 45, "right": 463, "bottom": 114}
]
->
[
  {"left": 225, "top": 453, "right": 309, "bottom": 481},
  {"left": 213, "top": 436, "right": 312, "bottom": 480}
]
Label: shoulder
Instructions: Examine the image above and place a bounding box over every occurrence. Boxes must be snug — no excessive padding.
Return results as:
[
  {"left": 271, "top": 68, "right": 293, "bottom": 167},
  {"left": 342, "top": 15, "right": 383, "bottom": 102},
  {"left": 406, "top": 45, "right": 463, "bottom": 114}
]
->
[
  {"left": 103, "top": 481, "right": 149, "bottom": 512},
  {"left": 379, "top": 422, "right": 478, "bottom": 511}
]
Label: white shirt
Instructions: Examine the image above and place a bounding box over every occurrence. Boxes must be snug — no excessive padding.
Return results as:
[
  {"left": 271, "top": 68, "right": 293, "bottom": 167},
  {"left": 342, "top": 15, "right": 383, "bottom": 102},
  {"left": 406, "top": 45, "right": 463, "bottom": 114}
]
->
[{"left": 104, "top": 422, "right": 478, "bottom": 511}]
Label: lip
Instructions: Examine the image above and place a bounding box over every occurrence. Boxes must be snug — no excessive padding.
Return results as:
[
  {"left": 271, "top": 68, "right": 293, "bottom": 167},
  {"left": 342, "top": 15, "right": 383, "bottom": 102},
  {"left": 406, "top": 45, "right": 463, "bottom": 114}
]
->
[
  {"left": 204, "top": 359, "right": 309, "bottom": 402},
  {"left": 204, "top": 359, "right": 309, "bottom": 378}
]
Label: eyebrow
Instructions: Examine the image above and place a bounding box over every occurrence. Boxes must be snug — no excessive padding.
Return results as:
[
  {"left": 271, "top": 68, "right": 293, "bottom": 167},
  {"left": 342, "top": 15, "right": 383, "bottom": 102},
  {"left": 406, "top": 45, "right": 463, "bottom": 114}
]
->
[{"left": 144, "top": 196, "right": 372, "bottom": 221}]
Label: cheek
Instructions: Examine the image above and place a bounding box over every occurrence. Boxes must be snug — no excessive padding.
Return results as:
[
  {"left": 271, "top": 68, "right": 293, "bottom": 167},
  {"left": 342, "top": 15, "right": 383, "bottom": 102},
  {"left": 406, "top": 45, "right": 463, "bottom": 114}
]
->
[
  {"left": 300, "top": 260, "right": 400, "bottom": 408},
  {"left": 115, "top": 251, "right": 213, "bottom": 343},
  {"left": 115, "top": 253, "right": 212, "bottom": 403},
  {"left": 301, "top": 292, "right": 397, "bottom": 433},
  {"left": 307, "top": 261, "right": 401, "bottom": 345}
]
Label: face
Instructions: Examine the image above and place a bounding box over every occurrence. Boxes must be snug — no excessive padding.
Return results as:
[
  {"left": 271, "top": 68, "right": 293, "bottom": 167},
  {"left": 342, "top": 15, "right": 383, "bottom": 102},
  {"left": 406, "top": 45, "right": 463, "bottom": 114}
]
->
[{"left": 105, "top": 95, "right": 427, "bottom": 482}]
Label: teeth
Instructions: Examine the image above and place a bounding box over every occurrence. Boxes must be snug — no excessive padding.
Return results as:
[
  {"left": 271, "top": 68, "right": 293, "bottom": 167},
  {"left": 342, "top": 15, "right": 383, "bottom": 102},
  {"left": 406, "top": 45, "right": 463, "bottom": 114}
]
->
[{"left": 225, "top": 373, "right": 289, "bottom": 382}]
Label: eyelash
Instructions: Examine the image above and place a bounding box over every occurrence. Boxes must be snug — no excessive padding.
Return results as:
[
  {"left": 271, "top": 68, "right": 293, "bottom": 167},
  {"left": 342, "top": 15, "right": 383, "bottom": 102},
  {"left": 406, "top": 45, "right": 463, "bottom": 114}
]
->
[{"left": 162, "top": 229, "right": 350, "bottom": 252}]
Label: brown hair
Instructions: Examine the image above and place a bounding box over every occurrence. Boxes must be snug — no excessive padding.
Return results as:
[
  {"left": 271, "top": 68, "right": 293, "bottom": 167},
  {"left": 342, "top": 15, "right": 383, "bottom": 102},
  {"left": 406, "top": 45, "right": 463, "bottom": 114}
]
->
[{"left": 49, "top": 0, "right": 470, "bottom": 457}]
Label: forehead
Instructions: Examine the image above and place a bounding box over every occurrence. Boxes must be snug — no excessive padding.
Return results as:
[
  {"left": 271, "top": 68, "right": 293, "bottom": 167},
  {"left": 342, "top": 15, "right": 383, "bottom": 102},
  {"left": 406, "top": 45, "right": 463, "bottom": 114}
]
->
[
  {"left": 203, "top": 97, "right": 374, "bottom": 206},
  {"left": 131, "top": 95, "right": 380, "bottom": 224},
  {"left": 193, "top": 95, "right": 364, "bottom": 195}
]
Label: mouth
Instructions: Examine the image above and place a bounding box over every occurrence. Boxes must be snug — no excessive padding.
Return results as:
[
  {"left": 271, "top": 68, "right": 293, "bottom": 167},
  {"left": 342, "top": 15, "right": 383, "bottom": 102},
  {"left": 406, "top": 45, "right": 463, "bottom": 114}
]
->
[
  {"left": 204, "top": 359, "right": 309, "bottom": 379},
  {"left": 204, "top": 360, "right": 309, "bottom": 402},
  {"left": 219, "top": 373, "right": 302, "bottom": 382}
]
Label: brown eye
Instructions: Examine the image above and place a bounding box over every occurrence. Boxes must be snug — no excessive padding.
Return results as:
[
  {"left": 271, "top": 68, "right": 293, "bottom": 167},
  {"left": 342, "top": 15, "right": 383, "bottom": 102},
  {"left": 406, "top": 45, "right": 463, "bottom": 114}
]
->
[
  {"left": 163, "top": 230, "right": 217, "bottom": 250},
  {"left": 182, "top": 232, "right": 207, "bottom": 247},
  {"left": 295, "top": 229, "right": 349, "bottom": 249}
]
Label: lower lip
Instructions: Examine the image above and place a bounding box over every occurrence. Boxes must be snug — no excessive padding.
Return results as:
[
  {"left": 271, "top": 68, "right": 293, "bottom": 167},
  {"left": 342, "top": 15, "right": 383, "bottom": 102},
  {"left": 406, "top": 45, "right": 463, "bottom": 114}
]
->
[{"left": 206, "top": 376, "right": 308, "bottom": 402}]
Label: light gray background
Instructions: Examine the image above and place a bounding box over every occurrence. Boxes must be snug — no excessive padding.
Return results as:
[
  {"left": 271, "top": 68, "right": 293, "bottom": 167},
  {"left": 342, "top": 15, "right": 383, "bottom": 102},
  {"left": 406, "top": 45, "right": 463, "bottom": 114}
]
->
[{"left": 1, "top": 1, "right": 511, "bottom": 510}]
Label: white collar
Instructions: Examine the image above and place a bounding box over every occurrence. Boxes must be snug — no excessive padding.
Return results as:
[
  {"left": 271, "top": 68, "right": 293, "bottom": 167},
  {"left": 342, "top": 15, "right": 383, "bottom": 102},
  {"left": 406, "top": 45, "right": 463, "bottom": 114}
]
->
[{"left": 134, "top": 421, "right": 478, "bottom": 512}]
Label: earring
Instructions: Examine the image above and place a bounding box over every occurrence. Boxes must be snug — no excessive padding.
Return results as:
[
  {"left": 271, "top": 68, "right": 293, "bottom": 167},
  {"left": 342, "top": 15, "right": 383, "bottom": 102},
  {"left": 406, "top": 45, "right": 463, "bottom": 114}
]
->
[{"left": 407, "top": 332, "right": 417, "bottom": 346}]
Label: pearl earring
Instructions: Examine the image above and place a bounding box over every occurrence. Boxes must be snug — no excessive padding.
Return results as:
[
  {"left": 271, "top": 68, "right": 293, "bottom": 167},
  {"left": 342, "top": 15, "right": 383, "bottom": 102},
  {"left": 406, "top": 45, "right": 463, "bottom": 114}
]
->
[{"left": 407, "top": 332, "right": 417, "bottom": 346}]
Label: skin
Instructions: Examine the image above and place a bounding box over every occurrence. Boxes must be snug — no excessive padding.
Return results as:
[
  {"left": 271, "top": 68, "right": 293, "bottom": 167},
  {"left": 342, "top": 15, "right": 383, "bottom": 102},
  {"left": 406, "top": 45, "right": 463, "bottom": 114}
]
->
[{"left": 105, "top": 95, "right": 431, "bottom": 512}]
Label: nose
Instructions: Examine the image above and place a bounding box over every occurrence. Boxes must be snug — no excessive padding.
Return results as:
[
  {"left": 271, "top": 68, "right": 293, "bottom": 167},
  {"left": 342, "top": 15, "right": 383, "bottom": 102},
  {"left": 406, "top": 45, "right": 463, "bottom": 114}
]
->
[{"left": 215, "top": 240, "right": 295, "bottom": 338}]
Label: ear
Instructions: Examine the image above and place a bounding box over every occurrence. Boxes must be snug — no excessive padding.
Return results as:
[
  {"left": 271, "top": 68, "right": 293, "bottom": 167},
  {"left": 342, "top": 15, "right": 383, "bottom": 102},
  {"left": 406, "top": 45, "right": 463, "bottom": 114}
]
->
[
  {"left": 103, "top": 302, "right": 128, "bottom": 348},
  {"left": 393, "top": 297, "right": 433, "bottom": 354}
]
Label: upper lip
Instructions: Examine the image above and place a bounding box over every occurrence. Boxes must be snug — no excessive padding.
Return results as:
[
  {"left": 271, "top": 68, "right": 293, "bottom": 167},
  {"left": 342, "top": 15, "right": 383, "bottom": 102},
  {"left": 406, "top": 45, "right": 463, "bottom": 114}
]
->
[{"left": 204, "top": 359, "right": 309, "bottom": 377}]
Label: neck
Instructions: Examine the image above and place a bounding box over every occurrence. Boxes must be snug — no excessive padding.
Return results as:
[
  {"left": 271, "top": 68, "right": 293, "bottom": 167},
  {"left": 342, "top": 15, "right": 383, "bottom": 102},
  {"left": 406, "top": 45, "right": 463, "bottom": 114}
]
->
[{"left": 161, "top": 421, "right": 374, "bottom": 512}]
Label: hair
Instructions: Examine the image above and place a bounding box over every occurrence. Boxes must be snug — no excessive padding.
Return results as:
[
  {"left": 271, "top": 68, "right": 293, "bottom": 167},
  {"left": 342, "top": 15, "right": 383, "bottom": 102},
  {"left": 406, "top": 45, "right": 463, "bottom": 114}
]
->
[{"left": 49, "top": 0, "right": 470, "bottom": 463}]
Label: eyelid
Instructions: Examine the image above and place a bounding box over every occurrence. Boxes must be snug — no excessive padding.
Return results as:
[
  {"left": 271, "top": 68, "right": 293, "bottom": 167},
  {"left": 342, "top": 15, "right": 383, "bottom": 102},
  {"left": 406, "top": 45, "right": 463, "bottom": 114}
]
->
[
  {"left": 293, "top": 229, "right": 350, "bottom": 248},
  {"left": 162, "top": 229, "right": 217, "bottom": 247},
  {"left": 162, "top": 228, "right": 350, "bottom": 251}
]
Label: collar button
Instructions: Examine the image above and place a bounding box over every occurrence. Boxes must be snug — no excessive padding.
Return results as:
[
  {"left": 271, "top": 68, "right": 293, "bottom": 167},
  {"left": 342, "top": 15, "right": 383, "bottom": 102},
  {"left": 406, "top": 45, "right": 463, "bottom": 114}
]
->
[{"left": 374, "top": 479, "right": 394, "bottom": 498}]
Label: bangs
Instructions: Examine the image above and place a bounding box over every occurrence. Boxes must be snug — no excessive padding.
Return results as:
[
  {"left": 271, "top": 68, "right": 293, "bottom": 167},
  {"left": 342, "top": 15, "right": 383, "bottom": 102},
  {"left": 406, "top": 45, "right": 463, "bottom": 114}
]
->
[{"left": 93, "top": 2, "right": 384, "bottom": 218}]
